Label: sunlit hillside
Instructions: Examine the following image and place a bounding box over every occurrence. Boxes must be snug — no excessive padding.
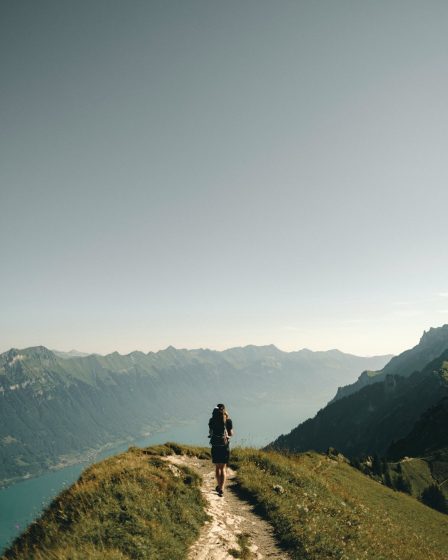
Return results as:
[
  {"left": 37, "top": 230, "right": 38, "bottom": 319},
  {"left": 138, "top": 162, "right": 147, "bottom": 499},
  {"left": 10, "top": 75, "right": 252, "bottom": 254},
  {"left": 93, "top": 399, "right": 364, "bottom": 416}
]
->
[{"left": 3, "top": 444, "right": 448, "bottom": 560}]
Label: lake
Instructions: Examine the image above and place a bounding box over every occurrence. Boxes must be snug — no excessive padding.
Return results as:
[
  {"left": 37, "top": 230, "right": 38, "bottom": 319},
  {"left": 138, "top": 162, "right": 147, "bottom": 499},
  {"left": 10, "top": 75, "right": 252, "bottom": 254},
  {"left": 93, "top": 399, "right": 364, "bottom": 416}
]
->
[{"left": 0, "top": 398, "right": 320, "bottom": 553}]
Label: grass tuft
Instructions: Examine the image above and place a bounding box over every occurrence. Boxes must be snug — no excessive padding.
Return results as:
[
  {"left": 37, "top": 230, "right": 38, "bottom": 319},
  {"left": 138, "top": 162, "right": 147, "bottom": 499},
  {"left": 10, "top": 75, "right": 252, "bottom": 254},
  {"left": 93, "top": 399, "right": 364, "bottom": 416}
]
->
[{"left": 228, "top": 533, "right": 253, "bottom": 558}]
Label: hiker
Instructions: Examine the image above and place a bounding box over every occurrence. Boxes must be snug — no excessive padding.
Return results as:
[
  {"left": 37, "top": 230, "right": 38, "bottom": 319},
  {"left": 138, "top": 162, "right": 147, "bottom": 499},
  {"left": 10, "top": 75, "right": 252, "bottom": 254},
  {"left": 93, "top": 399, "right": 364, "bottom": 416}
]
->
[{"left": 208, "top": 403, "right": 233, "bottom": 497}]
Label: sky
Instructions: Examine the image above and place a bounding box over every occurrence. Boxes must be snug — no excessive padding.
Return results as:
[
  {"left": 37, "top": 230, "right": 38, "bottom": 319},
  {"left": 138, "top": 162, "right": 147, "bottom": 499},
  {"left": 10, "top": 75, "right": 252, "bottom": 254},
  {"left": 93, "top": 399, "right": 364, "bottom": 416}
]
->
[{"left": 1, "top": 0, "right": 448, "bottom": 356}]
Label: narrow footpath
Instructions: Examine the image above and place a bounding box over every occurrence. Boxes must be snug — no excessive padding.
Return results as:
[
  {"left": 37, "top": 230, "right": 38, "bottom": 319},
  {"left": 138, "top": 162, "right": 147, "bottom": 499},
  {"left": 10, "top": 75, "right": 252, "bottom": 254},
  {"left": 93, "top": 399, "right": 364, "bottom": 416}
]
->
[{"left": 166, "top": 454, "right": 291, "bottom": 560}]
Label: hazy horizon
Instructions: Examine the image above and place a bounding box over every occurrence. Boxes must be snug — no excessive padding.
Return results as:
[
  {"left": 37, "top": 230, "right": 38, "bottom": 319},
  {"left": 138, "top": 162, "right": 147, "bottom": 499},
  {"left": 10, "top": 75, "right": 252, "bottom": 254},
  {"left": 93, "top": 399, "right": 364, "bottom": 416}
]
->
[
  {"left": 2, "top": 340, "right": 398, "bottom": 358},
  {"left": 2, "top": 1, "right": 448, "bottom": 357}
]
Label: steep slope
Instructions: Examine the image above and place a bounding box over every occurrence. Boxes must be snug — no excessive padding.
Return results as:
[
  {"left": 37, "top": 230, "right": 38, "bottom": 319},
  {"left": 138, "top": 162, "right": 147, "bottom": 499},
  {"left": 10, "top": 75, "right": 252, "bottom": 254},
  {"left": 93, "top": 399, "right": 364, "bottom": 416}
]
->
[
  {"left": 1, "top": 445, "right": 208, "bottom": 560},
  {"left": 270, "top": 352, "right": 448, "bottom": 458},
  {"left": 3, "top": 444, "right": 448, "bottom": 560},
  {"left": 232, "top": 448, "right": 448, "bottom": 560},
  {"left": 388, "top": 395, "right": 448, "bottom": 460},
  {"left": 0, "top": 345, "right": 390, "bottom": 485},
  {"left": 384, "top": 380, "right": 448, "bottom": 506},
  {"left": 333, "top": 324, "right": 448, "bottom": 401}
]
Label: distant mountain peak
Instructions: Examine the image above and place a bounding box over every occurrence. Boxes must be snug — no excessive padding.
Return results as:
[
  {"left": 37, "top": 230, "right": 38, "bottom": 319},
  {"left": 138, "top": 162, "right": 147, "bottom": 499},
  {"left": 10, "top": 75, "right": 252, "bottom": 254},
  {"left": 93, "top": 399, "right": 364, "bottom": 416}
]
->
[
  {"left": 160, "top": 345, "right": 179, "bottom": 354},
  {"left": 21, "top": 345, "right": 55, "bottom": 358},
  {"left": 419, "top": 324, "right": 448, "bottom": 345},
  {"left": 331, "top": 324, "right": 448, "bottom": 403}
]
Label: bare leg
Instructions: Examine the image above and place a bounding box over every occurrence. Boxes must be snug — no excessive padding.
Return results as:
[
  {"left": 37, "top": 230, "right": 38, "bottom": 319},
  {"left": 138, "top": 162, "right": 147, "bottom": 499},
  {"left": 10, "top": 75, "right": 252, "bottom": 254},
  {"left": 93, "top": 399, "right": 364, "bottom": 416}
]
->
[
  {"left": 216, "top": 464, "right": 226, "bottom": 490},
  {"left": 215, "top": 464, "right": 220, "bottom": 489},
  {"left": 221, "top": 464, "right": 227, "bottom": 490}
]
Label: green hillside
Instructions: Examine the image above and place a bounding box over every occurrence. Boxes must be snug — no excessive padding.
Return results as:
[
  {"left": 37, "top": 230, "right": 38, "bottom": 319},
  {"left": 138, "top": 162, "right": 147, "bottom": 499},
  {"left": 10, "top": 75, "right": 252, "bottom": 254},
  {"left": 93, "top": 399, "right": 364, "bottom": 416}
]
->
[
  {"left": 1, "top": 445, "right": 209, "bottom": 560},
  {"left": 267, "top": 329, "right": 448, "bottom": 520},
  {"left": 384, "top": 389, "right": 448, "bottom": 507},
  {"left": 390, "top": 452, "right": 448, "bottom": 502},
  {"left": 3, "top": 444, "right": 448, "bottom": 560},
  {"left": 353, "top": 447, "right": 448, "bottom": 510}
]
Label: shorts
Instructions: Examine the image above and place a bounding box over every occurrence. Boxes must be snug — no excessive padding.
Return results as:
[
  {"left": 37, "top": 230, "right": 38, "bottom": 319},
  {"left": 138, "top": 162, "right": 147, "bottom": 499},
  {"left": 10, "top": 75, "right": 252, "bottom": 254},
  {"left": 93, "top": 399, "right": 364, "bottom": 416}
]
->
[{"left": 211, "top": 445, "right": 230, "bottom": 464}]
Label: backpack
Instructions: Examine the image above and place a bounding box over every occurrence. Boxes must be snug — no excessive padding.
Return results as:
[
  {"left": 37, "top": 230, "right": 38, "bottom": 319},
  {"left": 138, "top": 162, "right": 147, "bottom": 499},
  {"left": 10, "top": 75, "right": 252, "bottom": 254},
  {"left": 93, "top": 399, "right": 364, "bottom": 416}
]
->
[{"left": 208, "top": 420, "right": 229, "bottom": 447}]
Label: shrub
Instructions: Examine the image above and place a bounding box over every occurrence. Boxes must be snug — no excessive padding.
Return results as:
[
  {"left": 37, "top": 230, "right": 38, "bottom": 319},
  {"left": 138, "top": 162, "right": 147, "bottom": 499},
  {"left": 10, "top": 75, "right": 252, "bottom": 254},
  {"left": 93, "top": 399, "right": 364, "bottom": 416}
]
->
[{"left": 421, "top": 485, "right": 447, "bottom": 514}]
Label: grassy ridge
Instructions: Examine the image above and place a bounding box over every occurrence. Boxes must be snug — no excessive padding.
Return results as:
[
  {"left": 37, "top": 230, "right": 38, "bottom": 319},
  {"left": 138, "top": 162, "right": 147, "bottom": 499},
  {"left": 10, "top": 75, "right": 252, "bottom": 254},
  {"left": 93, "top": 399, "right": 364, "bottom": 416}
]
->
[
  {"left": 230, "top": 448, "right": 448, "bottom": 560},
  {"left": 3, "top": 443, "right": 448, "bottom": 560},
  {"left": 1, "top": 445, "right": 208, "bottom": 560}
]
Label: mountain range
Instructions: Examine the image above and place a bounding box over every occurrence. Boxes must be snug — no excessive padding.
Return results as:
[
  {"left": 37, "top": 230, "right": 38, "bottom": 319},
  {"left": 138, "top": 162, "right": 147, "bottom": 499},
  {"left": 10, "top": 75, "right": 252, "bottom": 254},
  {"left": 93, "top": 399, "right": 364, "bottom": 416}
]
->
[{"left": 0, "top": 344, "right": 390, "bottom": 486}]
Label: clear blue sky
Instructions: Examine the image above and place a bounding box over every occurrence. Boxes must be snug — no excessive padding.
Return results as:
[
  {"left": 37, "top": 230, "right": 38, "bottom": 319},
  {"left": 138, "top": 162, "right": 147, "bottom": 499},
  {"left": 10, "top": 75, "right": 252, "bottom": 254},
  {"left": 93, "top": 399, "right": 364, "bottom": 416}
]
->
[{"left": 1, "top": 1, "right": 448, "bottom": 356}]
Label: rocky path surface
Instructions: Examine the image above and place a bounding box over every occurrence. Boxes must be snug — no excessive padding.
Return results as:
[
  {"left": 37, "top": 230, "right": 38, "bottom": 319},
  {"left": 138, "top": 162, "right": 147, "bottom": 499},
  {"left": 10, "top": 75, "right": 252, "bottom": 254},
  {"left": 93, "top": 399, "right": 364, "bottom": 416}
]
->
[{"left": 165, "top": 455, "right": 291, "bottom": 560}]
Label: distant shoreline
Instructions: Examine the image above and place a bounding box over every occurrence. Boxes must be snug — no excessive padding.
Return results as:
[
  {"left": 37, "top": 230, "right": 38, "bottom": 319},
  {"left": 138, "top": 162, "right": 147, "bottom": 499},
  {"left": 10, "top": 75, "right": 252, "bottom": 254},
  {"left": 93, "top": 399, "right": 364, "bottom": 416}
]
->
[{"left": 0, "top": 419, "right": 187, "bottom": 489}]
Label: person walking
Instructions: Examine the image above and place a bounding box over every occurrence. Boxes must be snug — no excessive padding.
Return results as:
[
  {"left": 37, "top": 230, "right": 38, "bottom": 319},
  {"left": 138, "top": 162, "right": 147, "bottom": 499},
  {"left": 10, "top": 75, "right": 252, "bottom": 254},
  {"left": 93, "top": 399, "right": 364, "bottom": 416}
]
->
[{"left": 208, "top": 403, "right": 233, "bottom": 497}]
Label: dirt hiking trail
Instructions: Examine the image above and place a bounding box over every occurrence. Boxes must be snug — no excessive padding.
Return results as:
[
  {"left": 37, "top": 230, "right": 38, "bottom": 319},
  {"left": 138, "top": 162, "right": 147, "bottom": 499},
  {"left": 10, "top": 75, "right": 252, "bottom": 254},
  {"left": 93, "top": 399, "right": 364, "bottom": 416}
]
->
[{"left": 166, "top": 454, "right": 291, "bottom": 560}]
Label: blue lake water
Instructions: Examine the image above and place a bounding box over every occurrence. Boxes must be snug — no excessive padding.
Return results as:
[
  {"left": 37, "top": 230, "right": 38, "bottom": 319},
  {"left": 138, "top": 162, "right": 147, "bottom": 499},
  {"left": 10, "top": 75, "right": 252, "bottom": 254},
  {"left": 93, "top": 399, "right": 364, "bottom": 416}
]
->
[{"left": 0, "top": 399, "right": 320, "bottom": 553}]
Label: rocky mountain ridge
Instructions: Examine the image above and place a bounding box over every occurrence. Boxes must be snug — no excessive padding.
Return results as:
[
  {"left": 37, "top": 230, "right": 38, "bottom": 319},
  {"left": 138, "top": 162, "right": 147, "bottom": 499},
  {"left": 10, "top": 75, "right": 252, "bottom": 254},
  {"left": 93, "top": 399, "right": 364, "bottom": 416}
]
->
[{"left": 332, "top": 324, "right": 448, "bottom": 401}]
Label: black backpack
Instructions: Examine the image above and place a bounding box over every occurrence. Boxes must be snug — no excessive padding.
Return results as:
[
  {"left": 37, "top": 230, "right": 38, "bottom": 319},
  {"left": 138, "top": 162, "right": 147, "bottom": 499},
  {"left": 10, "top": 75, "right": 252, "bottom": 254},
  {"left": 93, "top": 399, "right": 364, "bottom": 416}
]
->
[{"left": 208, "top": 420, "right": 229, "bottom": 447}]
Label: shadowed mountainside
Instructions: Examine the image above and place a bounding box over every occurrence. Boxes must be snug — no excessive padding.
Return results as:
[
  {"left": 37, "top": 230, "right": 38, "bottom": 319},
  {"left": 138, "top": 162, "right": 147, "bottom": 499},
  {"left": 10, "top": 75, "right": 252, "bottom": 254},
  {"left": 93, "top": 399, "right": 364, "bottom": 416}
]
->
[{"left": 270, "top": 327, "right": 448, "bottom": 458}]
